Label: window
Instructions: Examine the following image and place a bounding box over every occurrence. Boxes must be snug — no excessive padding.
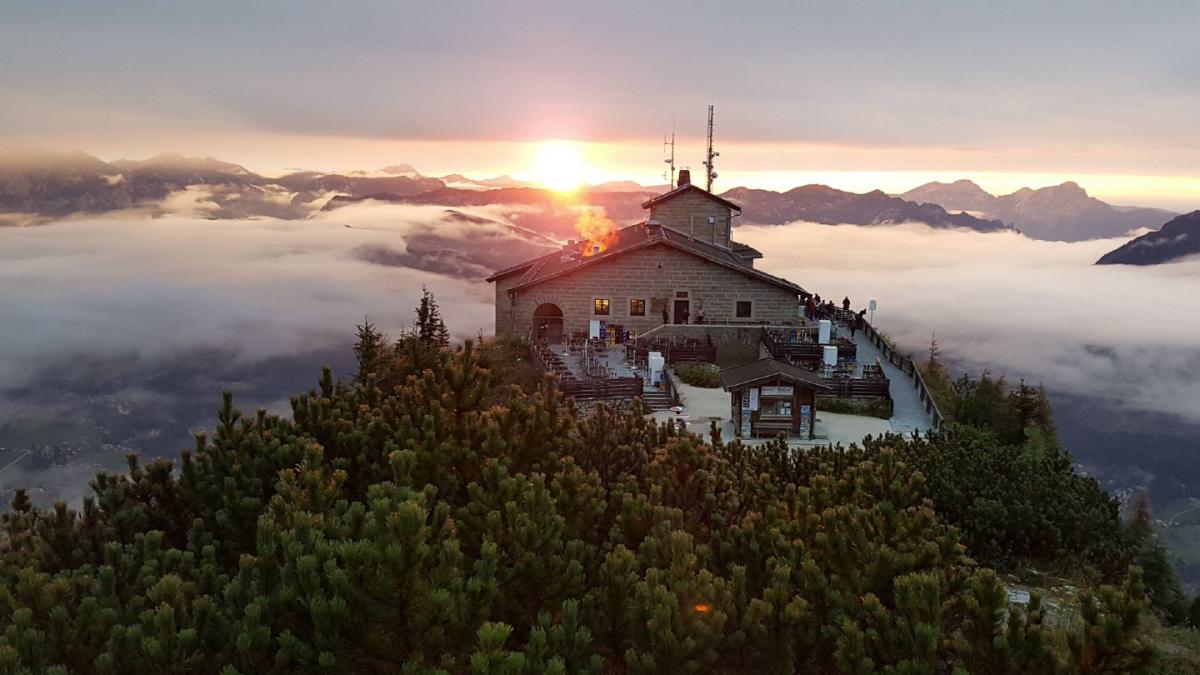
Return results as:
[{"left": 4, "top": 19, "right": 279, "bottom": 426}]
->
[
  {"left": 762, "top": 398, "right": 792, "bottom": 417},
  {"left": 629, "top": 298, "right": 646, "bottom": 316},
  {"left": 736, "top": 300, "right": 753, "bottom": 318},
  {"left": 593, "top": 298, "right": 610, "bottom": 315}
]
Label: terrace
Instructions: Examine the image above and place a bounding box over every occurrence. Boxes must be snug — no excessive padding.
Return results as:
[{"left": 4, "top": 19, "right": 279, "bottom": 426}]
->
[{"left": 527, "top": 308, "right": 940, "bottom": 443}]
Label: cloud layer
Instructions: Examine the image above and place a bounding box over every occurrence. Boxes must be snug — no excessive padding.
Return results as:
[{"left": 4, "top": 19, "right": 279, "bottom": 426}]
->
[
  {"left": 0, "top": 202, "right": 555, "bottom": 503},
  {"left": 3, "top": 210, "right": 1199, "bottom": 508},
  {"left": 740, "top": 223, "right": 1200, "bottom": 424}
]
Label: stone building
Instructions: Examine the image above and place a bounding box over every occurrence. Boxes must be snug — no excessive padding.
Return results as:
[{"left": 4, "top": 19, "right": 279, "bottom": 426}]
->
[{"left": 488, "top": 170, "right": 808, "bottom": 342}]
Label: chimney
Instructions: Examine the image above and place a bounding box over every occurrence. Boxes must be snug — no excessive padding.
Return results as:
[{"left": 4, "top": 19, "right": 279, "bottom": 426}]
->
[{"left": 677, "top": 168, "right": 690, "bottom": 186}]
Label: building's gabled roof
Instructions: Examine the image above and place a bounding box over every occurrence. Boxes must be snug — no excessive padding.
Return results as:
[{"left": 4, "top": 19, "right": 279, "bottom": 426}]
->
[
  {"left": 486, "top": 222, "right": 806, "bottom": 296},
  {"left": 485, "top": 258, "right": 537, "bottom": 282},
  {"left": 640, "top": 183, "right": 742, "bottom": 212},
  {"left": 720, "top": 357, "right": 831, "bottom": 392}
]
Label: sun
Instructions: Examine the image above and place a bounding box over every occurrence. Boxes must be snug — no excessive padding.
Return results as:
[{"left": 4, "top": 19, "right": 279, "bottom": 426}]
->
[{"left": 529, "top": 140, "right": 590, "bottom": 192}]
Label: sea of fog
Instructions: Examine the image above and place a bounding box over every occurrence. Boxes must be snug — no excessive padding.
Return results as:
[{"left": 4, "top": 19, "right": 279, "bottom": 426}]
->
[{"left": 1, "top": 205, "right": 1198, "bottom": 586}]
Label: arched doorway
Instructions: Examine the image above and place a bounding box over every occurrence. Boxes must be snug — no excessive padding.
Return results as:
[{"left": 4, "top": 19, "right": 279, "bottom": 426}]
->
[{"left": 533, "top": 303, "right": 564, "bottom": 343}]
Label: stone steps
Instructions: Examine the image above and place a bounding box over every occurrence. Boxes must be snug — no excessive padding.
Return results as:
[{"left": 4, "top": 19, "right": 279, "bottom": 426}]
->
[{"left": 640, "top": 391, "right": 675, "bottom": 411}]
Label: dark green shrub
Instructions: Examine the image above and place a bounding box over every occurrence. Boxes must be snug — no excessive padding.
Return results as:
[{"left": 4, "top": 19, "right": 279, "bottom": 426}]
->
[
  {"left": 817, "top": 397, "right": 892, "bottom": 419},
  {"left": 673, "top": 363, "right": 721, "bottom": 388},
  {"left": 0, "top": 301, "right": 1165, "bottom": 673}
]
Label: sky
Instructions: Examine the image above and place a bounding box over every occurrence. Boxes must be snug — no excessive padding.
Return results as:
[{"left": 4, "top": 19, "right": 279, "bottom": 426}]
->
[{"left": 2, "top": 1, "right": 1198, "bottom": 208}]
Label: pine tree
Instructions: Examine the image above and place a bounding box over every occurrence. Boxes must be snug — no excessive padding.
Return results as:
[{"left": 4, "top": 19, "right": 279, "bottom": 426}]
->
[
  {"left": 1128, "top": 491, "right": 1154, "bottom": 543},
  {"left": 1008, "top": 379, "right": 1056, "bottom": 438},
  {"left": 1125, "top": 491, "right": 1189, "bottom": 623},
  {"left": 352, "top": 317, "right": 387, "bottom": 382},
  {"left": 414, "top": 286, "right": 450, "bottom": 349}
]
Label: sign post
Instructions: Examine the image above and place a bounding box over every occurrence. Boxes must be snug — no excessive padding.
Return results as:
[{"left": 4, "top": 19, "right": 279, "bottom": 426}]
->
[
  {"left": 868, "top": 299, "right": 877, "bottom": 326},
  {"left": 740, "top": 390, "right": 752, "bottom": 438}
]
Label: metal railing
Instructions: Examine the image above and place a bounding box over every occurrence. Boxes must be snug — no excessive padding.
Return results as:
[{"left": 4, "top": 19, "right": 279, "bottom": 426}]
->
[{"left": 856, "top": 316, "right": 945, "bottom": 432}]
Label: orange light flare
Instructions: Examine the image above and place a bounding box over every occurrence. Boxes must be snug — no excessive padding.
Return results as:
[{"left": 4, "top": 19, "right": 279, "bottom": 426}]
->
[
  {"left": 694, "top": 603, "right": 711, "bottom": 614},
  {"left": 575, "top": 207, "right": 617, "bottom": 256}
]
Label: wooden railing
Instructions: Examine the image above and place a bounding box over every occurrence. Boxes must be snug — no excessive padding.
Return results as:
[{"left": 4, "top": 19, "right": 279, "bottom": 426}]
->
[
  {"left": 529, "top": 341, "right": 644, "bottom": 403},
  {"left": 820, "top": 358, "right": 891, "bottom": 400},
  {"left": 762, "top": 330, "right": 857, "bottom": 365},
  {"left": 559, "top": 377, "right": 645, "bottom": 401},
  {"left": 657, "top": 366, "right": 679, "bottom": 408}
]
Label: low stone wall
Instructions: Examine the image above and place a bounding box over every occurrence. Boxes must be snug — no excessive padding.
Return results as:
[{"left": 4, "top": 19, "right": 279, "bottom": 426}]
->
[{"left": 635, "top": 324, "right": 768, "bottom": 366}]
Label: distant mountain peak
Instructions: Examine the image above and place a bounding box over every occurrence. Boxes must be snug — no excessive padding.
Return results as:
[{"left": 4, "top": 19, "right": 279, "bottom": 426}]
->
[
  {"left": 901, "top": 177, "right": 1175, "bottom": 241},
  {"left": 0, "top": 148, "right": 113, "bottom": 172},
  {"left": 382, "top": 163, "right": 420, "bottom": 176},
  {"left": 1041, "top": 180, "right": 1087, "bottom": 196},
  {"left": 900, "top": 179, "right": 997, "bottom": 214},
  {"left": 114, "top": 153, "right": 254, "bottom": 176}
]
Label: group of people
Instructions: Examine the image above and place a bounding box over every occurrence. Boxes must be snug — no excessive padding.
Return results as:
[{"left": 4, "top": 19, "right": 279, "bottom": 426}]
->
[
  {"left": 804, "top": 294, "right": 867, "bottom": 337},
  {"left": 804, "top": 293, "right": 844, "bottom": 321}
]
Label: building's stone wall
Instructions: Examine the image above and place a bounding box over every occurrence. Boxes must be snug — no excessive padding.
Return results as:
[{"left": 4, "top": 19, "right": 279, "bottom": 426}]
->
[
  {"left": 492, "top": 271, "right": 522, "bottom": 337},
  {"left": 500, "top": 243, "right": 800, "bottom": 340},
  {"left": 649, "top": 191, "right": 732, "bottom": 247}
]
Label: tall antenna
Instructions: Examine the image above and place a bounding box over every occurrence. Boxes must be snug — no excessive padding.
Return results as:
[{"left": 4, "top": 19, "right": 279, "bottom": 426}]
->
[
  {"left": 663, "top": 130, "right": 676, "bottom": 188},
  {"left": 702, "top": 104, "right": 719, "bottom": 192}
]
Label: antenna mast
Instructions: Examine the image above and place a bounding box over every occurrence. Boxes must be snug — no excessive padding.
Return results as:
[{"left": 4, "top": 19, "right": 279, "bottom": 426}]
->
[
  {"left": 663, "top": 131, "right": 676, "bottom": 188},
  {"left": 703, "top": 104, "right": 718, "bottom": 192}
]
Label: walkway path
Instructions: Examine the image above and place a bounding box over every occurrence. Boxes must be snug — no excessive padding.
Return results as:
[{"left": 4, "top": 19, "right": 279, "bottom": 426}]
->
[{"left": 850, "top": 330, "right": 933, "bottom": 434}]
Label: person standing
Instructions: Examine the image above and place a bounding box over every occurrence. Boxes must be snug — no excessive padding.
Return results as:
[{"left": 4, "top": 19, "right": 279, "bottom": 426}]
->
[
  {"left": 695, "top": 305, "right": 705, "bottom": 324},
  {"left": 842, "top": 296, "right": 851, "bottom": 312},
  {"left": 662, "top": 306, "right": 670, "bottom": 324}
]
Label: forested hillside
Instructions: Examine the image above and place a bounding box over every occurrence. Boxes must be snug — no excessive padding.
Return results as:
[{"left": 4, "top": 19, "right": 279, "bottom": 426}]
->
[{"left": 0, "top": 296, "right": 1193, "bottom": 673}]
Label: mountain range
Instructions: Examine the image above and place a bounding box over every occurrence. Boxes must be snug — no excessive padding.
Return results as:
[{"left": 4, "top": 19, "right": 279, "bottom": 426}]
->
[
  {"left": 0, "top": 150, "right": 1009, "bottom": 235},
  {"left": 723, "top": 185, "right": 1006, "bottom": 231},
  {"left": 900, "top": 179, "right": 1175, "bottom": 241},
  {"left": 1095, "top": 211, "right": 1200, "bottom": 266},
  {"left": 3, "top": 150, "right": 1184, "bottom": 243}
]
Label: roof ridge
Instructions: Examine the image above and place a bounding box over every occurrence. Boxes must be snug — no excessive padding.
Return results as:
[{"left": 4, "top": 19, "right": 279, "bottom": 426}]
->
[{"left": 641, "top": 183, "right": 742, "bottom": 212}]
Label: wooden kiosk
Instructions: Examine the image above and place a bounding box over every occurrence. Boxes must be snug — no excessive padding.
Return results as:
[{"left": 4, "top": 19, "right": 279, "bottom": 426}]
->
[{"left": 720, "top": 357, "right": 830, "bottom": 440}]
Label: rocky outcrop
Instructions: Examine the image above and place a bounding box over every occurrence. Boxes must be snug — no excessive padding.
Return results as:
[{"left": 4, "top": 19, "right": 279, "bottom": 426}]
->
[{"left": 1096, "top": 211, "right": 1200, "bottom": 265}]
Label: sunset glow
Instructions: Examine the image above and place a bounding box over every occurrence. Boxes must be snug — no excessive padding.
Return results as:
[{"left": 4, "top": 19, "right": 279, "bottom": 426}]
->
[{"left": 527, "top": 140, "right": 591, "bottom": 192}]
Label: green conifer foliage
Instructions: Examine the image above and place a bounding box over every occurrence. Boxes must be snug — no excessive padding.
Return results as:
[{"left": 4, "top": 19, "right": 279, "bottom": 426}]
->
[
  {"left": 353, "top": 318, "right": 387, "bottom": 383},
  {"left": 0, "top": 298, "right": 1166, "bottom": 673}
]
